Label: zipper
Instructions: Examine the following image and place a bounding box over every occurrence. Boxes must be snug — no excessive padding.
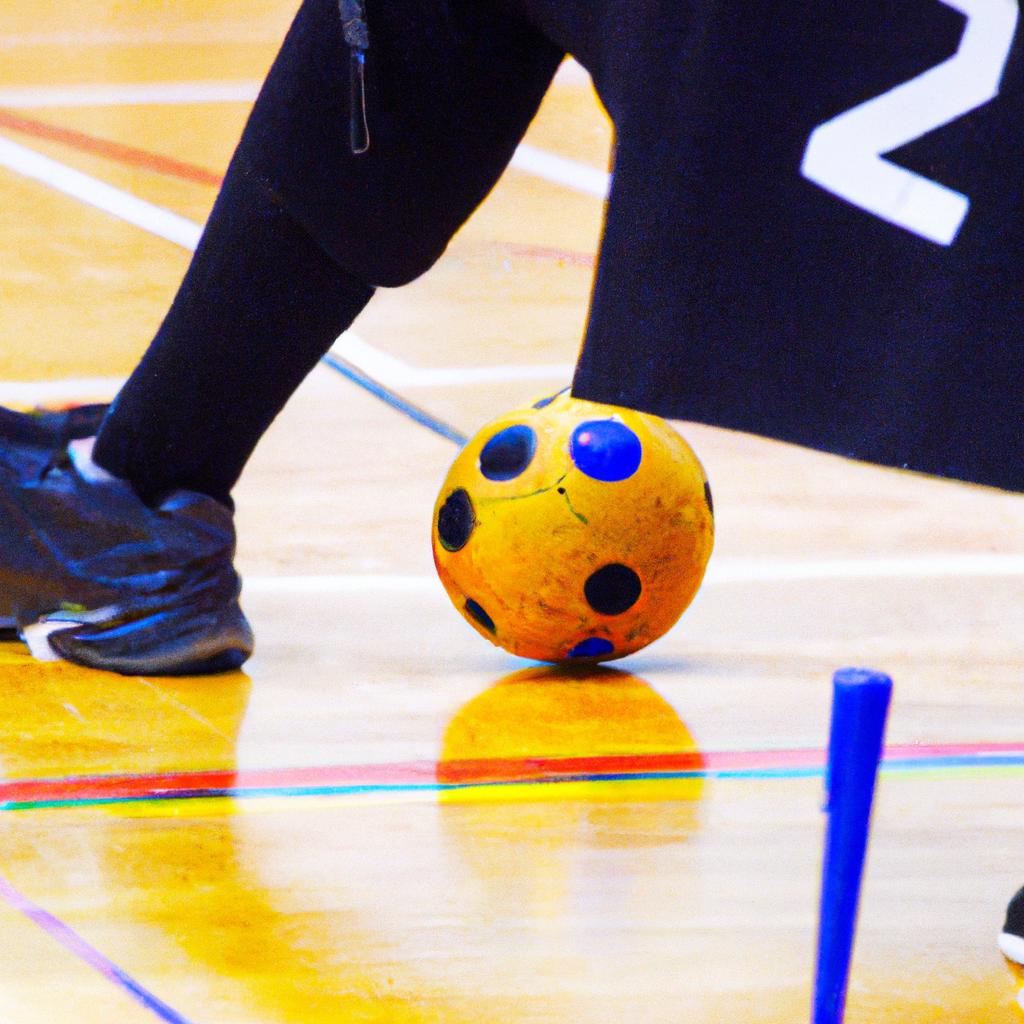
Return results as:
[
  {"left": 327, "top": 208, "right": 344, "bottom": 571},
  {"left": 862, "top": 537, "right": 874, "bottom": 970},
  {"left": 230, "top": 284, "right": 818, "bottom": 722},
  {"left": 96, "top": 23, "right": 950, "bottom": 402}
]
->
[{"left": 338, "top": 0, "right": 370, "bottom": 154}]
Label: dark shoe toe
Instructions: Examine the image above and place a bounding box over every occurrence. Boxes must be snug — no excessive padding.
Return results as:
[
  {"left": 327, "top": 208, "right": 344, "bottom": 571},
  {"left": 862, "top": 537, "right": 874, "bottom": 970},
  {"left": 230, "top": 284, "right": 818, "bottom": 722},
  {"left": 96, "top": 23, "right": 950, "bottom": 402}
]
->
[{"left": 46, "top": 595, "right": 254, "bottom": 676}]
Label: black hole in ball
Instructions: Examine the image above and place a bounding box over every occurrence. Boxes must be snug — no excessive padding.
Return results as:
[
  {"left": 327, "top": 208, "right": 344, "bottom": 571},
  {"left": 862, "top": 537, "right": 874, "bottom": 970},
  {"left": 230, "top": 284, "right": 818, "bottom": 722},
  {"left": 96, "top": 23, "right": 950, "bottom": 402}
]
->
[
  {"left": 465, "top": 598, "right": 496, "bottom": 633},
  {"left": 479, "top": 425, "right": 536, "bottom": 482},
  {"left": 704, "top": 480, "right": 714, "bottom": 516},
  {"left": 437, "top": 489, "right": 475, "bottom": 552},
  {"left": 584, "top": 564, "right": 642, "bottom": 616}
]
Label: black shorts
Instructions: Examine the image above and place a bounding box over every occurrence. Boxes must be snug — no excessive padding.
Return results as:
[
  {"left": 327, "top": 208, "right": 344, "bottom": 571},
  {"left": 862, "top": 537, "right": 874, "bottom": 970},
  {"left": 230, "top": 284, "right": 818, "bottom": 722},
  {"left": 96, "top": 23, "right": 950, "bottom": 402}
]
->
[{"left": 249, "top": 0, "right": 1024, "bottom": 492}]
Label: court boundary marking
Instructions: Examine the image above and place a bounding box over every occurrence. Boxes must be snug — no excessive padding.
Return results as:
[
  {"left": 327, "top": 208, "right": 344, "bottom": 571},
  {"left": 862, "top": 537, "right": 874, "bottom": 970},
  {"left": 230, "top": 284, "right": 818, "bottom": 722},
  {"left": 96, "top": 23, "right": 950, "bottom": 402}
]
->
[
  {"left": 0, "top": 132, "right": 202, "bottom": 247},
  {"left": 2, "top": 742, "right": 1022, "bottom": 813},
  {"left": 0, "top": 80, "right": 264, "bottom": 108},
  {"left": 0, "top": 108, "right": 610, "bottom": 203},
  {"left": 0, "top": 59, "right": 591, "bottom": 109},
  {"left": 0, "top": 872, "right": 195, "bottom": 1023},
  {"left": 233, "top": 552, "right": 1024, "bottom": 595},
  {"left": 0, "top": 108, "right": 222, "bottom": 184}
]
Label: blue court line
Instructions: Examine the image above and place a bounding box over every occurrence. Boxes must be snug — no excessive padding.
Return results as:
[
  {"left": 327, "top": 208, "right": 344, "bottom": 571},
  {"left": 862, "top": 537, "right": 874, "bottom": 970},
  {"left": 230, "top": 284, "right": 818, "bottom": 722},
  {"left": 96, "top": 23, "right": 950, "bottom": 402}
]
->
[
  {"left": 319, "top": 352, "right": 468, "bottom": 446},
  {"left": 102, "top": 965, "right": 197, "bottom": 1024},
  {"left": 0, "top": 872, "right": 197, "bottom": 1024},
  {"left": 4, "top": 754, "right": 1022, "bottom": 812}
]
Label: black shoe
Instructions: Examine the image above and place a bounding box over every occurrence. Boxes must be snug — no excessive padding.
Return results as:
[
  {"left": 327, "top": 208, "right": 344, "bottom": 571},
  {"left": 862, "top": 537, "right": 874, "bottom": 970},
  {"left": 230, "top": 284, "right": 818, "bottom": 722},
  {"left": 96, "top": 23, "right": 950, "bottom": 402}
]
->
[
  {"left": 1001, "top": 886, "right": 1024, "bottom": 1016},
  {"left": 0, "top": 406, "right": 253, "bottom": 675},
  {"left": 1003, "top": 886, "right": 1024, "bottom": 965},
  {"left": 0, "top": 404, "right": 109, "bottom": 638},
  {"left": 0, "top": 403, "right": 109, "bottom": 451}
]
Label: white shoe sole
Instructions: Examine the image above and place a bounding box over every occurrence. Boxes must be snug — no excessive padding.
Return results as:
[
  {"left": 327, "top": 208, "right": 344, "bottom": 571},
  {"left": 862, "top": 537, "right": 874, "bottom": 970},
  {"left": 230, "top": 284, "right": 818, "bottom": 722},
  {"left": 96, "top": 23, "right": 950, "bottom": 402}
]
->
[
  {"left": 1000, "top": 931, "right": 1024, "bottom": 966},
  {"left": 20, "top": 605, "right": 116, "bottom": 663},
  {"left": 21, "top": 619, "right": 80, "bottom": 662}
]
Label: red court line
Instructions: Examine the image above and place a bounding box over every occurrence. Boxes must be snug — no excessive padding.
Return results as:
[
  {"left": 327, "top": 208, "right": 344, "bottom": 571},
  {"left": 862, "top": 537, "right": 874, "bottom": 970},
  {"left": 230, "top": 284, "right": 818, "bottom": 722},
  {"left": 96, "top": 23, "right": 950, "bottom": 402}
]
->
[
  {"left": 0, "top": 109, "right": 601, "bottom": 269},
  {"left": 0, "top": 108, "right": 224, "bottom": 186},
  {"left": 2, "top": 741, "right": 1020, "bottom": 805},
  {"left": 502, "top": 242, "right": 596, "bottom": 268},
  {"left": 0, "top": 109, "right": 600, "bottom": 269}
]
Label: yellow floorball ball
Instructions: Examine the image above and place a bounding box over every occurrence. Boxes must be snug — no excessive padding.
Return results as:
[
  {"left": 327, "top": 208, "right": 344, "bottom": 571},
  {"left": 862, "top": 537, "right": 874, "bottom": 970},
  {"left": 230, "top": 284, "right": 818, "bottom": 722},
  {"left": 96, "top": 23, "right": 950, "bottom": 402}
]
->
[{"left": 431, "top": 390, "right": 714, "bottom": 663}]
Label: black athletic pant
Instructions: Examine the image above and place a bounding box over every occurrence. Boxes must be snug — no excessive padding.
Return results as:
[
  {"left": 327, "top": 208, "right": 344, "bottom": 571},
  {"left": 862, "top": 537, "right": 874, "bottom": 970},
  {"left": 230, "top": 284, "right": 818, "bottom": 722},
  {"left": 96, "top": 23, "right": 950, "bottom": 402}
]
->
[{"left": 95, "top": 0, "right": 563, "bottom": 506}]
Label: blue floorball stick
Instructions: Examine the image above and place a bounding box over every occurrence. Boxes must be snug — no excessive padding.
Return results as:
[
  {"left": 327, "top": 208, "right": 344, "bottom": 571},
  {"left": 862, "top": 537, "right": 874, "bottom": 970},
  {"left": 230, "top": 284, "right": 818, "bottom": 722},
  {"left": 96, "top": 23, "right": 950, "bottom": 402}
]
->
[{"left": 812, "top": 667, "right": 893, "bottom": 1024}]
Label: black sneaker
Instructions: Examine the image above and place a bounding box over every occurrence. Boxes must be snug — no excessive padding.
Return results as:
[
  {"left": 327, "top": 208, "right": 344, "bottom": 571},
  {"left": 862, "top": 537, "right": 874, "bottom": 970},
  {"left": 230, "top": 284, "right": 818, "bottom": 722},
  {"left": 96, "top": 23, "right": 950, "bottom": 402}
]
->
[
  {"left": 0, "top": 404, "right": 108, "bottom": 638},
  {"left": 1002, "top": 887, "right": 1024, "bottom": 964},
  {"left": 0, "top": 406, "right": 253, "bottom": 675},
  {"left": 1000, "top": 886, "right": 1024, "bottom": 1015},
  {"left": 0, "top": 403, "right": 109, "bottom": 451}
]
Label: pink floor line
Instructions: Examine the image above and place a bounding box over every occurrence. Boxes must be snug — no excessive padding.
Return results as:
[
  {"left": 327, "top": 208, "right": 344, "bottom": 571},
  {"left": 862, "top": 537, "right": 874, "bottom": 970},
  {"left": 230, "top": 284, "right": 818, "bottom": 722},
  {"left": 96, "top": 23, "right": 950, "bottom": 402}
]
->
[
  {"left": 0, "top": 871, "right": 196, "bottom": 1022},
  {"left": 1, "top": 741, "right": 1021, "bottom": 806}
]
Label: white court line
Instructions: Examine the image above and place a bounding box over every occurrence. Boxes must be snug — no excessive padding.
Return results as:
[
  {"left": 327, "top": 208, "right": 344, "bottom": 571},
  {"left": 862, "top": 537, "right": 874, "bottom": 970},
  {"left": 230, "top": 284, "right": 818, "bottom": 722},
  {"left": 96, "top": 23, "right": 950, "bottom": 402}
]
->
[
  {"left": 329, "top": 334, "right": 574, "bottom": 389},
  {"left": 0, "top": 377, "right": 125, "bottom": 407},
  {"left": 705, "top": 553, "right": 1024, "bottom": 583},
  {"left": 245, "top": 575, "right": 439, "bottom": 595},
  {"left": 0, "top": 26, "right": 283, "bottom": 48},
  {"left": 0, "top": 135, "right": 202, "bottom": 249},
  {"left": 553, "top": 59, "right": 592, "bottom": 87},
  {"left": 0, "top": 80, "right": 262, "bottom": 109},
  {"left": 0, "top": 59, "right": 587, "bottom": 109},
  {"left": 0, "top": 95, "right": 609, "bottom": 202},
  {"left": 242, "top": 554, "right": 1024, "bottom": 596},
  {"left": 509, "top": 143, "right": 610, "bottom": 199}
]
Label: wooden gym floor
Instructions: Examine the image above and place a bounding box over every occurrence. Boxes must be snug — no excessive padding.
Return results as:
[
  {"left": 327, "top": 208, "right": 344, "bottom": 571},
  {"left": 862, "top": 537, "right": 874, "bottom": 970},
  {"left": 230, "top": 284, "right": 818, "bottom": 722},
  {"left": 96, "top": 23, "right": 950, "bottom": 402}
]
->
[{"left": 0, "top": 4, "right": 1021, "bottom": 1022}]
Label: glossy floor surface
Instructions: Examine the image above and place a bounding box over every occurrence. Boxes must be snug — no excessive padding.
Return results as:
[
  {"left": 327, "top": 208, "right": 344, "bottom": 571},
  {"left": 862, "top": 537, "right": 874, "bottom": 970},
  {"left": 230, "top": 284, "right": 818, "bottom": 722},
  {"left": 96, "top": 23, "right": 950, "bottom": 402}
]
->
[{"left": 0, "top": 4, "right": 1022, "bottom": 1022}]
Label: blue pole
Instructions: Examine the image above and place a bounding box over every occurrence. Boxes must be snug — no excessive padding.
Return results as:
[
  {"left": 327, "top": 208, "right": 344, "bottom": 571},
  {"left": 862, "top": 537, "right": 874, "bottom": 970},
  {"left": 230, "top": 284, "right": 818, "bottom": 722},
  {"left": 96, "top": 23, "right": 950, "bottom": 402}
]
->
[{"left": 812, "top": 667, "right": 893, "bottom": 1024}]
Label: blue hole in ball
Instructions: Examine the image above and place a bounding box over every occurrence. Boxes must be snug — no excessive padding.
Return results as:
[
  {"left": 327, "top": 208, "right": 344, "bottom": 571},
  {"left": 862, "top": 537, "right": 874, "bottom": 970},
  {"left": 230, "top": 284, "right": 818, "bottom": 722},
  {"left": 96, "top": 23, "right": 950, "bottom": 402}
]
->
[
  {"left": 480, "top": 424, "right": 537, "bottom": 481},
  {"left": 568, "top": 637, "right": 615, "bottom": 658},
  {"left": 570, "top": 420, "right": 642, "bottom": 482}
]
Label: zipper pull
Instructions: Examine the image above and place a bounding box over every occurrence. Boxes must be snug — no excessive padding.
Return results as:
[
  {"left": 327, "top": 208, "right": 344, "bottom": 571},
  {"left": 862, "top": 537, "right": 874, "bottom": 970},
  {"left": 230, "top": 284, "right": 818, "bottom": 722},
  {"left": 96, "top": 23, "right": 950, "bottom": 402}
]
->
[{"left": 338, "top": 0, "right": 370, "bottom": 154}]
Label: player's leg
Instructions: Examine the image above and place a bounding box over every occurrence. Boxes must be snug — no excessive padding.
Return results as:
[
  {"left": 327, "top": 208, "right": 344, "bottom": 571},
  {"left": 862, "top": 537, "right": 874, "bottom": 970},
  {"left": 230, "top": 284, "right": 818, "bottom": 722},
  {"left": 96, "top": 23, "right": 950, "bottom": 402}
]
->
[
  {"left": 0, "top": 165, "right": 344, "bottom": 676},
  {"left": 0, "top": 0, "right": 564, "bottom": 674},
  {"left": 0, "top": 49, "right": 375, "bottom": 673},
  {"left": 92, "top": 166, "right": 375, "bottom": 509},
  {"left": 0, "top": 405, "right": 107, "bottom": 450},
  {"left": 94, "top": 0, "right": 564, "bottom": 507}
]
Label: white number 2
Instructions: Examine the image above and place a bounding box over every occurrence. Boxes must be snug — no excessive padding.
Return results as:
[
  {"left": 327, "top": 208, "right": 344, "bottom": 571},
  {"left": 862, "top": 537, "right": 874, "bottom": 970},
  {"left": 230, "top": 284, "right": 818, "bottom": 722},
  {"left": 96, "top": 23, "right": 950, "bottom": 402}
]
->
[{"left": 801, "top": 0, "right": 1019, "bottom": 246}]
